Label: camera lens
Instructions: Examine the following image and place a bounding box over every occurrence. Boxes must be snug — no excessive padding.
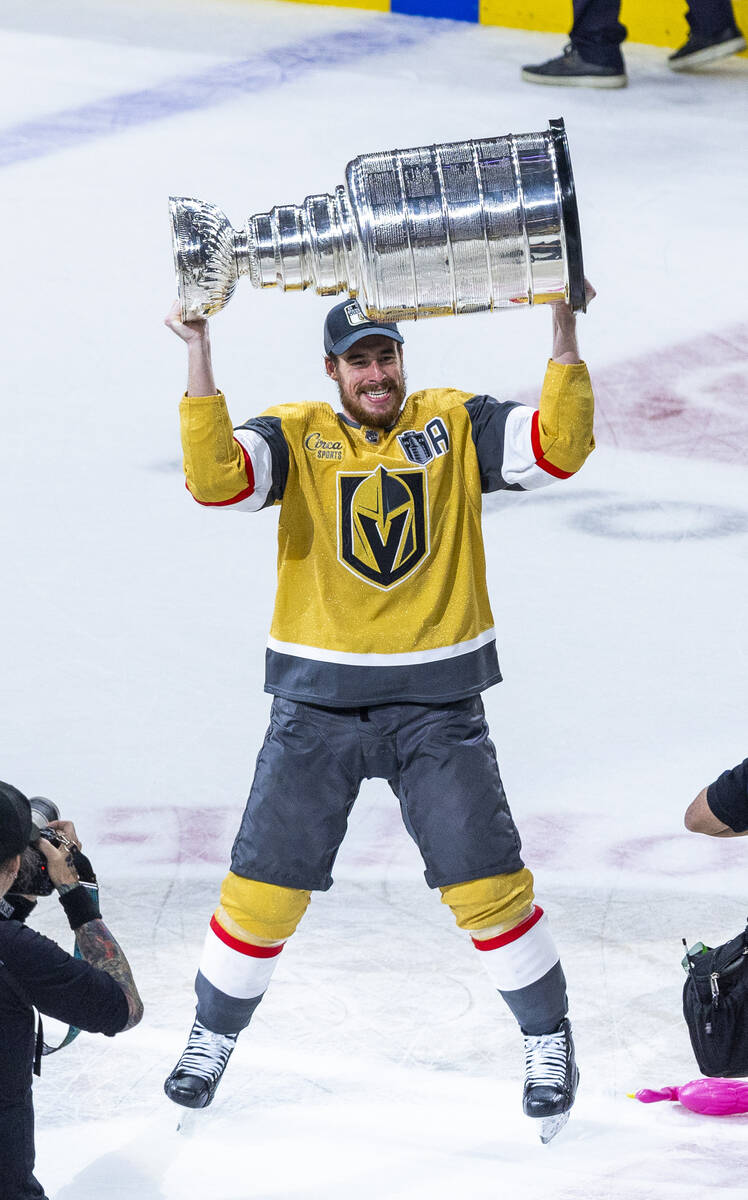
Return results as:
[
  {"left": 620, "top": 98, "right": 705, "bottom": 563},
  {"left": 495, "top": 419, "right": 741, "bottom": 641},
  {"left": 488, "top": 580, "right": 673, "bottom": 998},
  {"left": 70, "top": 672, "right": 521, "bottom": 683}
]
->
[{"left": 28, "top": 796, "right": 60, "bottom": 839}]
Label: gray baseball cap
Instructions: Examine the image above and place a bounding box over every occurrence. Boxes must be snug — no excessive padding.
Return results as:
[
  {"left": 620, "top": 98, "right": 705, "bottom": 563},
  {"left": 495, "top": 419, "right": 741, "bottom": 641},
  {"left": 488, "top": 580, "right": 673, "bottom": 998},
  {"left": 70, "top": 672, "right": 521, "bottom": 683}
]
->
[{"left": 324, "top": 299, "right": 403, "bottom": 356}]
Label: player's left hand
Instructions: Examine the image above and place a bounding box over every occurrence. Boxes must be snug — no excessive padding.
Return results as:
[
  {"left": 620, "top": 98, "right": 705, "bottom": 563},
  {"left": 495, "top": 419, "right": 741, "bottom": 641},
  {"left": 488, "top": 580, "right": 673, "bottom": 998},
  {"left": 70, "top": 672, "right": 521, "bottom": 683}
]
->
[{"left": 551, "top": 277, "right": 595, "bottom": 313}]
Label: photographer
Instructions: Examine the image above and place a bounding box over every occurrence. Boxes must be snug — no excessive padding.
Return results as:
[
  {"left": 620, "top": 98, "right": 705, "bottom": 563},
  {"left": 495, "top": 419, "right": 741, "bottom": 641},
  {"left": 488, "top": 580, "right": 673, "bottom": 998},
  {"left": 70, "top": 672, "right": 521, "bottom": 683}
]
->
[
  {"left": 685, "top": 757, "right": 748, "bottom": 838},
  {"left": 0, "top": 781, "right": 143, "bottom": 1200}
]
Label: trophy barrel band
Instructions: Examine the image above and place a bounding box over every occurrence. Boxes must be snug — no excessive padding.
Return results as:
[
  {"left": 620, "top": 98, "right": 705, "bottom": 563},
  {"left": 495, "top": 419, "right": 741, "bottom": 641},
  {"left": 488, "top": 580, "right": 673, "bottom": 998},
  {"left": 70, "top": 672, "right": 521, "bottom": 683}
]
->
[{"left": 548, "top": 118, "right": 586, "bottom": 314}]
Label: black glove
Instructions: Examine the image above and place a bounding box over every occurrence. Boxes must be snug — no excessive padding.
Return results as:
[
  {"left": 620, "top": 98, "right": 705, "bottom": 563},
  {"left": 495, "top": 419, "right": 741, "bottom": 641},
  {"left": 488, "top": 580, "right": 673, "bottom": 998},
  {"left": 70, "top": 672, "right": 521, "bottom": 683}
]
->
[{"left": 70, "top": 845, "right": 97, "bottom": 887}]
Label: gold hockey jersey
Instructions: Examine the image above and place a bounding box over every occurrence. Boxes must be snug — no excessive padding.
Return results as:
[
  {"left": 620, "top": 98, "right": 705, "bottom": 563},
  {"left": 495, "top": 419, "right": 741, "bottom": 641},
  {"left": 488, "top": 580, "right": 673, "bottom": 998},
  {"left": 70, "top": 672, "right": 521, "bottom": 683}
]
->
[{"left": 179, "top": 360, "right": 594, "bottom": 705}]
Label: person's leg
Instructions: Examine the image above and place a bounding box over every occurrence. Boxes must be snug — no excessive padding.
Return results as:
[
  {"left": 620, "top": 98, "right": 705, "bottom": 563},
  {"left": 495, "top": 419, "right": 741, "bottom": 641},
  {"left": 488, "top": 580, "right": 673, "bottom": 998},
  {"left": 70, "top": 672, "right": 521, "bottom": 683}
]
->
[
  {"left": 523, "top": 0, "right": 629, "bottom": 87},
  {"left": 4, "top": 1091, "right": 48, "bottom": 1199},
  {"left": 390, "top": 697, "right": 578, "bottom": 1139},
  {"left": 440, "top": 871, "right": 568, "bottom": 1036},
  {"left": 165, "top": 698, "right": 363, "bottom": 1108},
  {"left": 668, "top": 0, "right": 746, "bottom": 67},
  {"left": 570, "top": 0, "right": 627, "bottom": 67},
  {"left": 522, "top": 0, "right": 627, "bottom": 86},
  {"left": 440, "top": 872, "right": 578, "bottom": 1141},
  {"left": 164, "top": 874, "right": 311, "bottom": 1108},
  {"left": 686, "top": 0, "right": 739, "bottom": 35}
]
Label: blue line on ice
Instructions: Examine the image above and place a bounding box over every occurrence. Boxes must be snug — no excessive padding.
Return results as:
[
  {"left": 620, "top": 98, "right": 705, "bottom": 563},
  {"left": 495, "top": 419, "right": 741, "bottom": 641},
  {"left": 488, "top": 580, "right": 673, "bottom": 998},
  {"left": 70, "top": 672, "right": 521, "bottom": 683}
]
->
[{"left": 0, "top": 19, "right": 446, "bottom": 169}]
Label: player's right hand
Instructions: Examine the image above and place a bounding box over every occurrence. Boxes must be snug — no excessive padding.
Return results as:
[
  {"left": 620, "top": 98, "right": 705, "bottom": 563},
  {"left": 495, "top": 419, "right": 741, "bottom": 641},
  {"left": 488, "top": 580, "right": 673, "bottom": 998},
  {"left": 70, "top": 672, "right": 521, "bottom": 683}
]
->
[{"left": 164, "top": 298, "right": 208, "bottom": 343}]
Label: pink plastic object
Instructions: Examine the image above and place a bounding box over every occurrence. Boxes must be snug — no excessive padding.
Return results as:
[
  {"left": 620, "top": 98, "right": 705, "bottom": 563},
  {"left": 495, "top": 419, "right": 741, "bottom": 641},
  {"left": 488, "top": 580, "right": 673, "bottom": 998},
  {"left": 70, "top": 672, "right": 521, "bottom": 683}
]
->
[{"left": 632, "top": 1079, "right": 748, "bottom": 1115}]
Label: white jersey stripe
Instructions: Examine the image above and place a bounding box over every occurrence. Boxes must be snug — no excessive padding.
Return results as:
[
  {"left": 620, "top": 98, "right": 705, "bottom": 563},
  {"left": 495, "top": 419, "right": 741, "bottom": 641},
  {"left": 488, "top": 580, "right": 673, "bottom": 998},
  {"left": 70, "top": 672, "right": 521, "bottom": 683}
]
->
[
  {"left": 474, "top": 912, "right": 560, "bottom": 992},
  {"left": 229, "top": 428, "right": 275, "bottom": 511},
  {"left": 199, "top": 924, "right": 281, "bottom": 999},
  {"left": 267, "top": 626, "right": 496, "bottom": 668},
  {"left": 501, "top": 405, "right": 556, "bottom": 491}
]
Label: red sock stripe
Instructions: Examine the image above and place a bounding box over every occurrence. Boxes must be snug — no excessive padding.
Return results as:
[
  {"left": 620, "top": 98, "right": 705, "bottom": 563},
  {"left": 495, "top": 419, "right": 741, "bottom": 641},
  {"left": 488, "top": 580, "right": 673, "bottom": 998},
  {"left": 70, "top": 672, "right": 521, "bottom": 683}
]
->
[
  {"left": 471, "top": 905, "right": 544, "bottom": 952},
  {"left": 210, "top": 914, "right": 284, "bottom": 958},
  {"left": 530, "top": 411, "right": 574, "bottom": 479},
  {"left": 187, "top": 440, "right": 256, "bottom": 507}
]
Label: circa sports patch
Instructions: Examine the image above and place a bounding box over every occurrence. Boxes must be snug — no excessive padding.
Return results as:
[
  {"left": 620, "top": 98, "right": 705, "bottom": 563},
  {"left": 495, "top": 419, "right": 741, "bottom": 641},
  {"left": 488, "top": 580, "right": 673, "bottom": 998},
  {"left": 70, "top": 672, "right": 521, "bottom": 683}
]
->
[{"left": 337, "top": 464, "right": 430, "bottom": 589}]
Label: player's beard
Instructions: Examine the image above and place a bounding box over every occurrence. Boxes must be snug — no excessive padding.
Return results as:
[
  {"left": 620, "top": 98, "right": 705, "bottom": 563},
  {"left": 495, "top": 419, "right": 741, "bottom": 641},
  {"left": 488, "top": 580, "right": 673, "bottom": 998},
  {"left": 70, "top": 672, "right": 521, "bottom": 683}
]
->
[{"left": 337, "top": 372, "right": 407, "bottom": 429}]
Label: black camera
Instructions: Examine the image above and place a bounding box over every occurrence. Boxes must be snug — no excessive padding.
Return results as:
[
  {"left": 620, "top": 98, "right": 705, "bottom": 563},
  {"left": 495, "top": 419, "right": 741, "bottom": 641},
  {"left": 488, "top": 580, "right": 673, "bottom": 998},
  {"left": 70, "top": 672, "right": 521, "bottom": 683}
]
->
[{"left": 10, "top": 797, "right": 91, "bottom": 897}]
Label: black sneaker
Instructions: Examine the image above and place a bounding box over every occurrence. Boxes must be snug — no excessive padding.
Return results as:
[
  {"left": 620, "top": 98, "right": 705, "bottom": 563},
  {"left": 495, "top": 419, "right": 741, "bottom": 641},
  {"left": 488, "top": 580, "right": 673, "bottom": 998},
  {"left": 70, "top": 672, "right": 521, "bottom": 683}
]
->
[
  {"left": 522, "top": 1017, "right": 579, "bottom": 1143},
  {"left": 164, "top": 1018, "right": 238, "bottom": 1109},
  {"left": 668, "top": 25, "right": 746, "bottom": 70},
  {"left": 522, "top": 43, "right": 627, "bottom": 88}
]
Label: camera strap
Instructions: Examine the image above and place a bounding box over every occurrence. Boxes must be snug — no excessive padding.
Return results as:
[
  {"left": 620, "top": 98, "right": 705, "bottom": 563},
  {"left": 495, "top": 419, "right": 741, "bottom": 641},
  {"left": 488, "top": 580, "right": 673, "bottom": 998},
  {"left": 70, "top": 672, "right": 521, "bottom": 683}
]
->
[{"left": 38, "top": 940, "right": 84, "bottom": 1060}]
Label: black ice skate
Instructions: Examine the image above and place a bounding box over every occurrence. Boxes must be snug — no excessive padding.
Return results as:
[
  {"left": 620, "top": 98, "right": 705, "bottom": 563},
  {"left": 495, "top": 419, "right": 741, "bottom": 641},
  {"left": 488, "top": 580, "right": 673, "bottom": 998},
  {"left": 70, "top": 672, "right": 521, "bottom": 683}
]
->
[
  {"left": 164, "top": 1018, "right": 238, "bottom": 1109},
  {"left": 522, "top": 1017, "right": 579, "bottom": 1144}
]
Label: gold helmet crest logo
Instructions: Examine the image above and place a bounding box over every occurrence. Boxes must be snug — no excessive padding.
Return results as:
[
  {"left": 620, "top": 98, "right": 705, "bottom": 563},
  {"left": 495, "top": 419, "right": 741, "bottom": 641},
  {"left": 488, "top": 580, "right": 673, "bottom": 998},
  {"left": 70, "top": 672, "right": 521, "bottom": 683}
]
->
[{"left": 338, "top": 466, "right": 429, "bottom": 589}]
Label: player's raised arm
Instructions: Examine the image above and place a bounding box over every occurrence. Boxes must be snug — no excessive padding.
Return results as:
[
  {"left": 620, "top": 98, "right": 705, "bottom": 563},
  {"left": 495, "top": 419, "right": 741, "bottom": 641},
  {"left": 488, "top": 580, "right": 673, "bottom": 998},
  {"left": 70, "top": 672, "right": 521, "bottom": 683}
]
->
[
  {"left": 550, "top": 279, "right": 595, "bottom": 365},
  {"left": 165, "top": 299, "right": 217, "bottom": 397},
  {"left": 531, "top": 279, "right": 596, "bottom": 479},
  {"left": 467, "top": 281, "right": 596, "bottom": 492},
  {"left": 165, "top": 300, "right": 258, "bottom": 510}
]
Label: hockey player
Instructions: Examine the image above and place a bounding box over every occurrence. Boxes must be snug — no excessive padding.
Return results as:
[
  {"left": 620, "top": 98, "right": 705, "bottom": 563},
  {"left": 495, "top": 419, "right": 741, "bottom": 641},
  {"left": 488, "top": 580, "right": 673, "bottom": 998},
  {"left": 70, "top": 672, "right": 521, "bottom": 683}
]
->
[{"left": 163, "top": 284, "right": 596, "bottom": 1142}]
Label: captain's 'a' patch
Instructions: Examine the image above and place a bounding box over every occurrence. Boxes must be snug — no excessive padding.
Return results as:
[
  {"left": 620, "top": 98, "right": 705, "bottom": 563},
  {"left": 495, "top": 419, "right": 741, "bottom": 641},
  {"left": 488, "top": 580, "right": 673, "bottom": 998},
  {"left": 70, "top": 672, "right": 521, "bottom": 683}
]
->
[{"left": 338, "top": 465, "right": 429, "bottom": 589}]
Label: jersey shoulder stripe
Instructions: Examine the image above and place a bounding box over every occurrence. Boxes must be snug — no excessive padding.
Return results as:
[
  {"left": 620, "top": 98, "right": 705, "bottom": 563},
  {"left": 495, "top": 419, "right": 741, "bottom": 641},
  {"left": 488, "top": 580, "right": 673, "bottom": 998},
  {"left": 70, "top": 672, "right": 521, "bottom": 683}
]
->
[{"left": 234, "top": 415, "right": 289, "bottom": 507}]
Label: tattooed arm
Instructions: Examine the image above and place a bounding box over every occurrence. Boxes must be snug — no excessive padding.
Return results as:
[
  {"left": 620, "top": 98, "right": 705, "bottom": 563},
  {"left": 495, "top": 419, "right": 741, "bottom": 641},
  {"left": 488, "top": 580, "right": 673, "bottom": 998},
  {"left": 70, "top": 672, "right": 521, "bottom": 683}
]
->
[
  {"left": 38, "top": 837, "right": 144, "bottom": 1031},
  {"left": 72, "top": 919, "right": 144, "bottom": 1030}
]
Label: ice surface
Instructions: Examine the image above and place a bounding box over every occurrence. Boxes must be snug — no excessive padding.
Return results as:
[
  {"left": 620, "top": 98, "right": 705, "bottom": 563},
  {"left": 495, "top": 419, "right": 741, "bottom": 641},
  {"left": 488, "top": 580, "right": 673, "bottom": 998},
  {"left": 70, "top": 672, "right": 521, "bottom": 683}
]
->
[{"left": 2, "top": 1, "right": 748, "bottom": 1196}]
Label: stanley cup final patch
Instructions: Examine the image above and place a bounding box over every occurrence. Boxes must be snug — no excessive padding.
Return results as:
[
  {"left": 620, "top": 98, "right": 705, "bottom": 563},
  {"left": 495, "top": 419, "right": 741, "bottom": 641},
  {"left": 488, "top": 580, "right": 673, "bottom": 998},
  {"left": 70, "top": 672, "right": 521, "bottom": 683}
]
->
[
  {"left": 337, "top": 465, "right": 429, "bottom": 589},
  {"left": 344, "top": 301, "right": 367, "bottom": 326},
  {"left": 397, "top": 429, "right": 434, "bottom": 465}
]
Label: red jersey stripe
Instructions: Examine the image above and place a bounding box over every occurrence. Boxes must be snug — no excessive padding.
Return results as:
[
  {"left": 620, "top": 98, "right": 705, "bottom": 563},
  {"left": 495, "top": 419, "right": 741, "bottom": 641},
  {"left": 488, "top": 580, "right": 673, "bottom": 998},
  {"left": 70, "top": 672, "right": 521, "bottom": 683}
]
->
[
  {"left": 530, "top": 411, "right": 574, "bottom": 480},
  {"left": 210, "top": 914, "right": 284, "bottom": 958},
  {"left": 471, "top": 905, "right": 544, "bottom": 952}
]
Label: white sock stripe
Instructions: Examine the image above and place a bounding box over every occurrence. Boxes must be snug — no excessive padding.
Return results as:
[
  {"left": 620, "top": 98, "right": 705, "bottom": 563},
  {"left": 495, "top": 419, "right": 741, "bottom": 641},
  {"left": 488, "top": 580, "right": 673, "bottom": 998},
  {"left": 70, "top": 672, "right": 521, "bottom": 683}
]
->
[
  {"left": 475, "top": 912, "right": 560, "bottom": 992},
  {"left": 199, "top": 923, "right": 281, "bottom": 999}
]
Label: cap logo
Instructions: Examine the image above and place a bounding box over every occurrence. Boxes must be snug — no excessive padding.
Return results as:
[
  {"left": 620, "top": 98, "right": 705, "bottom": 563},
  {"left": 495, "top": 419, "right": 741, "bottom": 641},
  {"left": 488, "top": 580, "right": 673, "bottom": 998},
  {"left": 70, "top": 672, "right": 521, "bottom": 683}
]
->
[{"left": 344, "top": 302, "right": 367, "bottom": 327}]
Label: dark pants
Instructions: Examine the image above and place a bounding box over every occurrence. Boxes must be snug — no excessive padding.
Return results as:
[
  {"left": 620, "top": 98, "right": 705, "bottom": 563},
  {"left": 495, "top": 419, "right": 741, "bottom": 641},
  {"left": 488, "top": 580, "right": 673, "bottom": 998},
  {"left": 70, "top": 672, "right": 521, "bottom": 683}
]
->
[
  {"left": 571, "top": 0, "right": 738, "bottom": 66},
  {"left": 0, "top": 983, "right": 47, "bottom": 1200},
  {"left": 231, "top": 696, "right": 524, "bottom": 891}
]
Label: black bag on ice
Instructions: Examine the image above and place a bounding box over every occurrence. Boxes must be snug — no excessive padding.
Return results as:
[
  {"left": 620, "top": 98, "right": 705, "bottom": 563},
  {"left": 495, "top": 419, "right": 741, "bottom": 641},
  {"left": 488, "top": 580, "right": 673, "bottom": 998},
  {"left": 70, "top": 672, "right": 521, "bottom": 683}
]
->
[{"left": 682, "top": 922, "right": 748, "bottom": 1078}]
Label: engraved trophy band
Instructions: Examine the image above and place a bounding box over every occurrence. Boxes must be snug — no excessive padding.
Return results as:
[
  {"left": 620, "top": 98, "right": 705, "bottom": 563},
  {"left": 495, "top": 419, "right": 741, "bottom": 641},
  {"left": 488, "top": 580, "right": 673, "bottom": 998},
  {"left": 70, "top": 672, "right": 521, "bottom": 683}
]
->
[{"left": 170, "top": 117, "right": 585, "bottom": 324}]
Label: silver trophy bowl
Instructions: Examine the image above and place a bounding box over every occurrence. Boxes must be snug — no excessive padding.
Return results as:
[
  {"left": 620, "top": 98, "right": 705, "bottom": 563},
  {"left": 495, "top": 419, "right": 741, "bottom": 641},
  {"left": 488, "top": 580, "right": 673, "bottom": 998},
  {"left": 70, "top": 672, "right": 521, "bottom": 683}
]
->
[{"left": 170, "top": 118, "right": 585, "bottom": 323}]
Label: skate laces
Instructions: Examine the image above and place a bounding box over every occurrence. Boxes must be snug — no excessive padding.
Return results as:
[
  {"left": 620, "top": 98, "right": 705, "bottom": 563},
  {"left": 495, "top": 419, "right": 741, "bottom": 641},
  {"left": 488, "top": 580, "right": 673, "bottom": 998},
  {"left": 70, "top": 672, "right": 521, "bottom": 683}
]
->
[
  {"left": 523, "top": 1028, "right": 568, "bottom": 1088},
  {"left": 175, "top": 1019, "right": 237, "bottom": 1081}
]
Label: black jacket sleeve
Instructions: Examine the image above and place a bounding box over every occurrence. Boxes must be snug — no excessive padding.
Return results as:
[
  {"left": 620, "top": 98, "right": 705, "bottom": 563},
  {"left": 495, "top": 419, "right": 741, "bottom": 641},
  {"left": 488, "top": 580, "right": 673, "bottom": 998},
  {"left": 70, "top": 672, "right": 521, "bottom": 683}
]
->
[
  {"left": 0, "top": 921, "right": 129, "bottom": 1035},
  {"left": 706, "top": 758, "right": 748, "bottom": 833}
]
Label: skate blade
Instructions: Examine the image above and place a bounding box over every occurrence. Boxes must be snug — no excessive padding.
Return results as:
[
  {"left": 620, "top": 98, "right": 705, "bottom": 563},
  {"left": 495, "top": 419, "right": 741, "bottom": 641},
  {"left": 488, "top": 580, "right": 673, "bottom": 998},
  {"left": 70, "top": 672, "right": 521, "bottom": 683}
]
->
[
  {"left": 176, "top": 1108, "right": 199, "bottom": 1136},
  {"left": 538, "top": 1109, "right": 571, "bottom": 1144}
]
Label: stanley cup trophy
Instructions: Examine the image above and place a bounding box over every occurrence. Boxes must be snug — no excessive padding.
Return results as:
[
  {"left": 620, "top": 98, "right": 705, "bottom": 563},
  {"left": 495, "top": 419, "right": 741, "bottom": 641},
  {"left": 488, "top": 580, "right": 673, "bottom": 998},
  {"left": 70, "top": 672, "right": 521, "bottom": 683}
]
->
[{"left": 170, "top": 118, "right": 585, "bottom": 325}]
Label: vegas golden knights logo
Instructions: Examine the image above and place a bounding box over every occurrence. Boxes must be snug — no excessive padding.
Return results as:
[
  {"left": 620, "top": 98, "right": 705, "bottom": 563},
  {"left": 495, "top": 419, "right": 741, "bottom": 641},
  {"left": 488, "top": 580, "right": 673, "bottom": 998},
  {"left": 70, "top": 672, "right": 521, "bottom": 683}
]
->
[{"left": 338, "top": 466, "right": 429, "bottom": 589}]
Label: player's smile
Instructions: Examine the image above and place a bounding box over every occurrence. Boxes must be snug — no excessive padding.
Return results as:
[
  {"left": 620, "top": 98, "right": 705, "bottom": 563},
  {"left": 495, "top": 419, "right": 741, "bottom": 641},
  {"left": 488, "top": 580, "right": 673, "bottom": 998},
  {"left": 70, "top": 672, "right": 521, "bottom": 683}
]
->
[{"left": 325, "top": 334, "right": 406, "bottom": 429}]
